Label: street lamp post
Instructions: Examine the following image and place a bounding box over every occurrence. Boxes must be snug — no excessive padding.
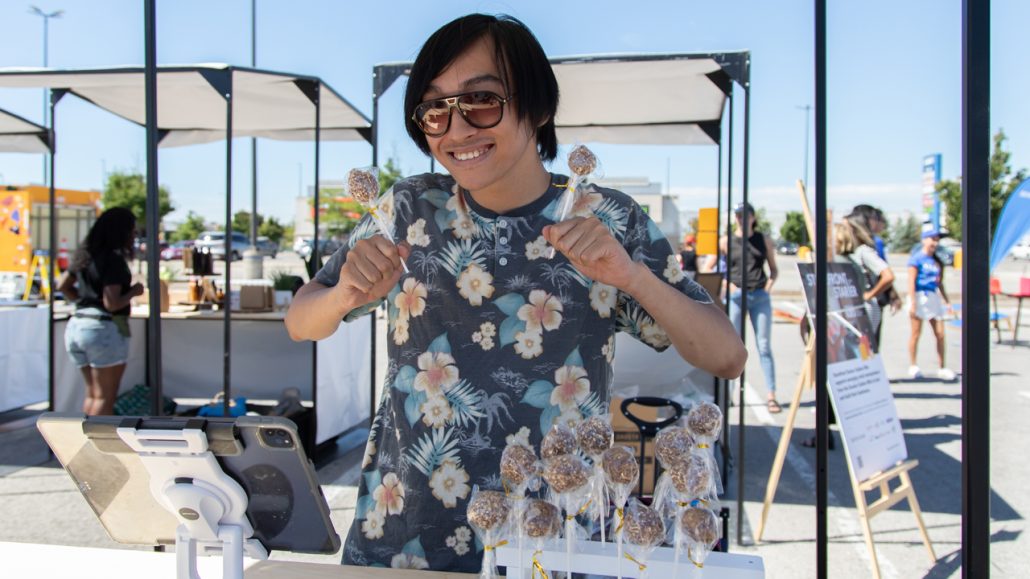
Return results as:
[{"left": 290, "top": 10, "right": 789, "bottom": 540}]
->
[{"left": 29, "top": 5, "right": 63, "bottom": 185}]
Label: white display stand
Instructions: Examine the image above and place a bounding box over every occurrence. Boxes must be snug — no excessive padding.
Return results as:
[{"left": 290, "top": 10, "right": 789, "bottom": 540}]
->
[
  {"left": 115, "top": 425, "right": 268, "bottom": 579},
  {"left": 496, "top": 539, "right": 764, "bottom": 578}
]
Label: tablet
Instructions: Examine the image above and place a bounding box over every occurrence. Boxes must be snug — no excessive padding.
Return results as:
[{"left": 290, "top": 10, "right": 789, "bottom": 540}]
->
[{"left": 37, "top": 413, "right": 340, "bottom": 554}]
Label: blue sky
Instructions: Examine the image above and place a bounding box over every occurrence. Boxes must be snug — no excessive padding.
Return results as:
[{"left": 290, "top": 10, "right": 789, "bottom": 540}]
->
[{"left": 0, "top": 0, "right": 1025, "bottom": 228}]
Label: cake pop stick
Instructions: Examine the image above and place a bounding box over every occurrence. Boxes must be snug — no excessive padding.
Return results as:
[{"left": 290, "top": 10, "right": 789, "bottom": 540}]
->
[
  {"left": 548, "top": 144, "right": 599, "bottom": 258},
  {"left": 347, "top": 167, "right": 409, "bottom": 273}
]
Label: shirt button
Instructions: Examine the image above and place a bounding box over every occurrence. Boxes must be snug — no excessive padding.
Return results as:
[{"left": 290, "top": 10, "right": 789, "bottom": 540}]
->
[
  {"left": 497, "top": 219, "right": 507, "bottom": 228},
  {"left": 499, "top": 236, "right": 508, "bottom": 244},
  {"left": 499, "top": 257, "right": 509, "bottom": 266}
]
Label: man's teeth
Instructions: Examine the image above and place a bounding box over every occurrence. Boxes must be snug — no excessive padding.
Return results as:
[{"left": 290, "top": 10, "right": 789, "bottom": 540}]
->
[{"left": 454, "top": 148, "right": 487, "bottom": 161}]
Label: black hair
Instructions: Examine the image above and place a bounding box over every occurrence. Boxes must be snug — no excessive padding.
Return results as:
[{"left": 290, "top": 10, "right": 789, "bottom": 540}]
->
[
  {"left": 404, "top": 13, "right": 559, "bottom": 162},
  {"left": 72, "top": 207, "right": 136, "bottom": 271}
]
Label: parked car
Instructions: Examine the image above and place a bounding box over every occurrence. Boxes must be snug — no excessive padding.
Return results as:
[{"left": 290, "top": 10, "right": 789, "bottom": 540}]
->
[
  {"left": 296, "top": 238, "right": 341, "bottom": 259},
  {"left": 255, "top": 236, "right": 278, "bottom": 258},
  {"left": 194, "top": 231, "right": 250, "bottom": 261},
  {"left": 776, "top": 240, "right": 799, "bottom": 255},
  {"left": 160, "top": 240, "right": 194, "bottom": 261},
  {"left": 1012, "top": 242, "right": 1030, "bottom": 260}
]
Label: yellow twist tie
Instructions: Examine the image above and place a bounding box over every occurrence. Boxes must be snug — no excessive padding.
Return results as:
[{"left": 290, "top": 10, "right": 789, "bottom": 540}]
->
[
  {"left": 624, "top": 553, "right": 647, "bottom": 571},
  {"left": 615, "top": 507, "right": 625, "bottom": 534},
  {"left": 694, "top": 561, "right": 705, "bottom": 569},
  {"left": 484, "top": 540, "right": 509, "bottom": 552},
  {"left": 531, "top": 550, "right": 548, "bottom": 579},
  {"left": 567, "top": 498, "right": 594, "bottom": 521},
  {"left": 697, "top": 443, "right": 710, "bottom": 449}
]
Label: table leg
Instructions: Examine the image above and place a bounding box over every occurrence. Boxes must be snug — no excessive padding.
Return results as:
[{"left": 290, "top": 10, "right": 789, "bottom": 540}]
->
[{"left": 1014, "top": 297, "right": 1024, "bottom": 343}]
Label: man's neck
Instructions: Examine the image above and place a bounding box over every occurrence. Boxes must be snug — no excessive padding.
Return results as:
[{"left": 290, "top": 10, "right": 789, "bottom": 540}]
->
[{"left": 465, "top": 161, "right": 551, "bottom": 214}]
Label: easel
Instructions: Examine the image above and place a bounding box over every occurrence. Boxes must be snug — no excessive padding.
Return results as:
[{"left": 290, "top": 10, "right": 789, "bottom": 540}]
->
[
  {"left": 22, "top": 251, "right": 60, "bottom": 300},
  {"left": 754, "top": 181, "right": 936, "bottom": 578}
]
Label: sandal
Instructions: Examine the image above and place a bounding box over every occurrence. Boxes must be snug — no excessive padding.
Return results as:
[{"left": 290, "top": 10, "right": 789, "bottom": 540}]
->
[{"left": 766, "top": 399, "right": 782, "bottom": 414}]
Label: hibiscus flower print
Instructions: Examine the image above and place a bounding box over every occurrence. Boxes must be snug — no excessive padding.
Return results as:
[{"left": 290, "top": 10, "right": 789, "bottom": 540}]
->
[
  {"left": 361, "top": 510, "right": 385, "bottom": 540},
  {"left": 372, "top": 472, "right": 405, "bottom": 516},
  {"left": 393, "top": 318, "right": 410, "bottom": 346},
  {"left": 524, "top": 235, "right": 549, "bottom": 260},
  {"left": 514, "top": 330, "right": 543, "bottom": 359},
  {"left": 640, "top": 319, "right": 672, "bottom": 349},
  {"left": 420, "top": 395, "right": 453, "bottom": 428},
  {"left": 517, "top": 289, "right": 563, "bottom": 333},
  {"left": 406, "top": 218, "right": 430, "bottom": 247},
  {"left": 550, "top": 365, "right": 590, "bottom": 411},
  {"left": 362, "top": 438, "right": 377, "bottom": 469},
  {"left": 570, "top": 190, "right": 604, "bottom": 218},
  {"left": 391, "top": 553, "right": 429, "bottom": 570},
  {"left": 479, "top": 337, "right": 495, "bottom": 350},
  {"left": 602, "top": 334, "right": 616, "bottom": 364},
  {"left": 429, "top": 459, "right": 471, "bottom": 508},
  {"left": 451, "top": 215, "right": 476, "bottom": 239},
  {"left": 557, "top": 407, "right": 583, "bottom": 429},
  {"left": 664, "top": 254, "right": 685, "bottom": 283},
  {"left": 589, "top": 282, "right": 617, "bottom": 319},
  {"left": 395, "top": 277, "right": 427, "bottom": 320},
  {"left": 457, "top": 263, "right": 495, "bottom": 306},
  {"left": 413, "top": 351, "right": 459, "bottom": 397}
]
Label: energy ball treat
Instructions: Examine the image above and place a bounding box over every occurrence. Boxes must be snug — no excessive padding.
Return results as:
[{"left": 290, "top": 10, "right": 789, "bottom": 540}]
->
[
  {"left": 576, "top": 416, "right": 613, "bottom": 456},
  {"left": 687, "top": 401, "right": 723, "bottom": 443},
  {"left": 669, "top": 453, "right": 712, "bottom": 498},
  {"left": 346, "top": 168, "right": 379, "bottom": 204},
  {"left": 541, "top": 424, "right": 577, "bottom": 459},
  {"left": 522, "top": 499, "right": 562, "bottom": 539},
  {"left": 467, "top": 490, "right": 510, "bottom": 532},
  {"left": 654, "top": 426, "right": 695, "bottom": 469},
  {"left": 602, "top": 446, "right": 638, "bottom": 486},
  {"left": 624, "top": 502, "right": 665, "bottom": 547},
  {"left": 542, "top": 454, "right": 590, "bottom": 494},
  {"left": 568, "top": 145, "right": 598, "bottom": 176},
  {"left": 680, "top": 507, "right": 719, "bottom": 546},
  {"left": 500, "top": 444, "right": 538, "bottom": 487}
]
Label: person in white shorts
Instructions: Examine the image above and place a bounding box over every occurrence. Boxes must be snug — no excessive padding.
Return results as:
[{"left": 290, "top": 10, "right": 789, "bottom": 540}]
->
[{"left": 906, "top": 229, "right": 955, "bottom": 380}]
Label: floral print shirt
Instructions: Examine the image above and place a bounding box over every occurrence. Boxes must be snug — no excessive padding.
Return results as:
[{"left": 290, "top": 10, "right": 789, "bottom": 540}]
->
[{"left": 314, "top": 173, "right": 713, "bottom": 571}]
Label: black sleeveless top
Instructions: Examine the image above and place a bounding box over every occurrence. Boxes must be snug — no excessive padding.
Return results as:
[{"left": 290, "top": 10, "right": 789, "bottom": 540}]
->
[
  {"left": 679, "top": 249, "right": 698, "bottom": 273},
  {"left": 728, "top": 232, "right": 768, "bottom": 291}
]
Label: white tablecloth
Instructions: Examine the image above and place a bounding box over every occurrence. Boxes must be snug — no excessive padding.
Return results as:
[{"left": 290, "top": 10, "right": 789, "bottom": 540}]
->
[{"left": 0, "top": 307, "right": 49, "bottom": 413}]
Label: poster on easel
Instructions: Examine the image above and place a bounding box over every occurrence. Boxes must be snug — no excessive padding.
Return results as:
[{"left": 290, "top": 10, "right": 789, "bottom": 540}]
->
[{"left": 798, "top": 262, "right": 907, "bottom": 482}]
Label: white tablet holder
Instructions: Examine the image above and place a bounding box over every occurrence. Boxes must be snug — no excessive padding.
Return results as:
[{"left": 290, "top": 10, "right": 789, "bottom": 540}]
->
[{"left": 115, "top": 425, "right": 268, "bottom": 579}]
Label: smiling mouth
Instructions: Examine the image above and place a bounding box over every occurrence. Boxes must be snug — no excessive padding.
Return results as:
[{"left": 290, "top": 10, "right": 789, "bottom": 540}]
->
[{"left": 450, "top": 145, "right": 492, "bottom": 162}]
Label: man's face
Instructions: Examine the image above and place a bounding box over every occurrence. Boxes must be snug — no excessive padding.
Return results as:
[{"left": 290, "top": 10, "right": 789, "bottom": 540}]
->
[{"left": 420, "top": 36, "right": 541, "bottom": 196}]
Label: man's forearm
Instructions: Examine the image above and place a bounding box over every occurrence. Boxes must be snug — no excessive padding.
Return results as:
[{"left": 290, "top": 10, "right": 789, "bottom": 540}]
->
[
  {"left": 623, "top": 262, "right": 746, "bottom": 379},
  {"left": 285, "top": 282, "right": 358, "bottom": 341}
]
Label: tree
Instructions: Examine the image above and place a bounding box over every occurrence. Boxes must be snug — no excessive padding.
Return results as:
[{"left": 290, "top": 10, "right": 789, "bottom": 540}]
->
[
  {"left": 231, "top": 210, "right": 263, "bottom": 235},
  {"left": 259, "top": 216, "right": 286, "bottom": 245},
  {"left": 378, "top": 157, "right": 404, "bottom": 193},
  {"left": 938, "top": 129, "right": 1028, "bottom": 240},
  {"left": 319, "top": 191, "right": 364, "bottom": 238},
  {"left": 102, "top": 170, "right": 174, "bottom": 234},
  {"left": 888, "top": 214, "right": 921, "bottom": 253},
  {"left": 779, "top": 211, "right": 810, "bottom": 246},
  {"left": 171, "top": 211, "right": 207, "bottom": 242}
]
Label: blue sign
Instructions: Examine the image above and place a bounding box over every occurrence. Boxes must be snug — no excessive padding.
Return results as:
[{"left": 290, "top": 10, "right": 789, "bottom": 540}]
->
[{"left": 921, "top": 154, "right": 942, "bottom": 230}]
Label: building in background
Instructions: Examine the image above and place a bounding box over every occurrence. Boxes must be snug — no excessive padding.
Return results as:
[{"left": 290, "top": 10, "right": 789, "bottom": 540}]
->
[{"left": 596, "top": 177, "right": 682, "bottom": 245}]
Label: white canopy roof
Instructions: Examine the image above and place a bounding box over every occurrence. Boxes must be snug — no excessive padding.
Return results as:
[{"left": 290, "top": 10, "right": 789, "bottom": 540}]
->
[
  {"left": 0, "top": 65, "right": 371, "bottom": 148},
  {"left": 0, "top": 107, "right": 48, "bottom": 153}
]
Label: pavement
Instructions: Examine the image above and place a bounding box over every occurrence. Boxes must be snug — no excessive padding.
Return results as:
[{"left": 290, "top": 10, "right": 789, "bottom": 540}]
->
[{"left": 1, "top": 252, "right": 1028, "bottom": 577}]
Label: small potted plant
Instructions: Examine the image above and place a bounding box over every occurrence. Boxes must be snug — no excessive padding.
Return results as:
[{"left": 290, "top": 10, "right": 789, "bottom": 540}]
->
[{"left": 269, "top": 270, "right": 296, "bottom": 310}]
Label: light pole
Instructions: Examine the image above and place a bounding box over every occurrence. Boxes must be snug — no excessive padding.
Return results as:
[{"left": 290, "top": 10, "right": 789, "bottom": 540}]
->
[
  {"left": 29, "top": 5, "right": 63, "bottom": 185},
  {"left": 797, "top": 104, "right": 812, "bottom": 190}
]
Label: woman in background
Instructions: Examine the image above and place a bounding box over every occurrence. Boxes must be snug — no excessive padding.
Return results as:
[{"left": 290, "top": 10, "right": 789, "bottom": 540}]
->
[{"left": 58, "top": 207, "right": 143, "bottom": 415}]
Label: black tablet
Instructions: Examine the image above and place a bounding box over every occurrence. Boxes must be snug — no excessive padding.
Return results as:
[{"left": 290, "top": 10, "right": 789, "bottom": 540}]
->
[{"left": 37, "top": 413, "right": 340, "bottom": 554}]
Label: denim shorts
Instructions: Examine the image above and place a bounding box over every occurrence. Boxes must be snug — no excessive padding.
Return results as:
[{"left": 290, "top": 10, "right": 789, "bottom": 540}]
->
[{"left": 65, "top": 311, "right": 129, "bottom": 368}]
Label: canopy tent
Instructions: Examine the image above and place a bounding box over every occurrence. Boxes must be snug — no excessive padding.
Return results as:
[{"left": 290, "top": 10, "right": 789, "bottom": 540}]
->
[
  {"left": 0, "top": 107, "right": 49, "bottom": 153},
  {"left": 0, "top": 65, "right": 371, "bottom": 146},
  {"left": 371, "top": 52, "right": 752, "bottom": 520},
  {"left": 0, "top": 63, "right": 372, "bottom": 450},
  {"left": 989, "top": 178, "right": 1030, "bottom": 271}
]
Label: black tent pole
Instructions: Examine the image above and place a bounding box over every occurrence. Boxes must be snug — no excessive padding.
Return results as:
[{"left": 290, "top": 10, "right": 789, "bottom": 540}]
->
[
  {"left": 369, "top": 75, "right": 380, "bottom": 428},
  {"left": 46, "top": 89, "right": 65, "bottom": 414},
  {"left": 312, "top": 81, "right": 321, "bottom": 451},
  {"left": 961, "top": 0, "right": 990, "bottom": 577},
  {"left": 223, "top": 70, "right": 234, "bottom": 417},
  {"left": 716, "top": 136, "right": 730, "bottom": 489},
  {"left": 815, "top": 0, "right": 829, "bottom": 576},
  {"left": 143, "top": 0, "right": 163, "bottom": 414}
]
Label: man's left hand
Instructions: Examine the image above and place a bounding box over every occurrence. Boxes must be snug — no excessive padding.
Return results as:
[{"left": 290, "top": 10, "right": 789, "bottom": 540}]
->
[{"left": 544, "top": 217, "right": 639, "bottom": 290}]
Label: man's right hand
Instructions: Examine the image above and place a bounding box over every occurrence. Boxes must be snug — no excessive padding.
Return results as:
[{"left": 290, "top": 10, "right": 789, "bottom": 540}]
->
[{"left": 332, "top": 235, "right": 411, "bottom": 309}]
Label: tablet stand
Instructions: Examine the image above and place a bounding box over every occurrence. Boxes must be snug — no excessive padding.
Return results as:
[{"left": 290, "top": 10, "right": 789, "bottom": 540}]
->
[{"left": 116, "top": 426, "right": 268, "bottom": 579}]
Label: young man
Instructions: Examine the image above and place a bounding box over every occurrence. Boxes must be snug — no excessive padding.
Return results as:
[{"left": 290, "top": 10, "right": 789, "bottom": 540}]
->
[
  {"left": 907, "top": 229, "right": 955, "bottom": 380},
  {"left": 285, "top": 14, "right": 745, "bottom": 571}
]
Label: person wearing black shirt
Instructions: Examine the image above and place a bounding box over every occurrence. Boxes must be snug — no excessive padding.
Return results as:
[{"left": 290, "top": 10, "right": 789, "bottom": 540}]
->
[
  {"left": 679, "top": 233, "right": 699, "bottom": 277},
  {"left": 58, "top": 207, "right": 143, "bottom": 415}
]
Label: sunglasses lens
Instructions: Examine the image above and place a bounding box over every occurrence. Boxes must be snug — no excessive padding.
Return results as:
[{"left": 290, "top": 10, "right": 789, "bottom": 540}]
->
[
  {"left": 415, "top": 100, "right": 451, "bottom": 137},
  {"left": 458, "top": 91, "right": 504, "bottom": 129}
]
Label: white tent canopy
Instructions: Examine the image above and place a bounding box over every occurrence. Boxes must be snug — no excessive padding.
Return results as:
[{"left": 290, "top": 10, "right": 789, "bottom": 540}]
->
[
  {"left": 0, "top": 64, "right": 371, "bottom": 147},
  {"left": 0, "top": 107, "right": 49, "bottom": 153}
]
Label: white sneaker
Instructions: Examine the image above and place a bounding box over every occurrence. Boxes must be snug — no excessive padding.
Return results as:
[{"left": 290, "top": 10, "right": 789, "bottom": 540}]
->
[
  {"left": 938, "top": 368, "right": 956, "bottom": 381},
  {"left": 908, "top": 365, "right": 923, "bottom": 379}
]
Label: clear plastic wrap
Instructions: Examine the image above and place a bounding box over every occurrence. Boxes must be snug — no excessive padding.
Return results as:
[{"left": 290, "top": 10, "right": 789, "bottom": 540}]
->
[
  {"left": 542, "top": 453, "right": 593, "bottom": 579},
  {"left": 500, "top": 442, "right": 540, "bottom": 572},
  {"left": 548, "top": 143, "right": 602, "bottom": 258},
  {"left": 686, "top": 401, "right": 723, "bottom": 448},
  {"left": 678, "top": 506, "right": 720, "bottom": 574},
  {"left": 576, "top": 415, "right": 614, "bottom": 544},
  {"left": 347, "top": 166, "right": 408, "bottom": 273},
  {"left": 603, "top": 445, "right": 639, "bottom": 579},
  {"left": 653, "top": 425, "right": 695, "bottom": 469},
  {"left": 540, "top": 423, "right": 577, "bottom": 459},
  {"left": 622, "top": 499, "right": 666, "bottom": 578},
  {"left": 522, "top": 498, "right": 562, "bottom": 578},
  {"left": 466, "top": 487, "right": 512, "bottom": 579}
]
